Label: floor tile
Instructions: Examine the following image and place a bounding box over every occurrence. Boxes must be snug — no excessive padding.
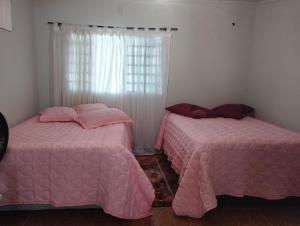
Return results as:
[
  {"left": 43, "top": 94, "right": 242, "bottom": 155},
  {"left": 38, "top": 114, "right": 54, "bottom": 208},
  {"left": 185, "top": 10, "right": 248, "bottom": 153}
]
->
[{"left": 1, "top": 206, "right": 300, "bottom": 226}]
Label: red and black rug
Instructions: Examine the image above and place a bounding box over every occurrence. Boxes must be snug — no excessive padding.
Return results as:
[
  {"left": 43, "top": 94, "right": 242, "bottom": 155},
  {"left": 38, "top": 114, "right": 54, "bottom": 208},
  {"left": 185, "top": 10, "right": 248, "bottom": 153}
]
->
[{"left": 136, "top": 154, "right": 179, "bottom": 207}]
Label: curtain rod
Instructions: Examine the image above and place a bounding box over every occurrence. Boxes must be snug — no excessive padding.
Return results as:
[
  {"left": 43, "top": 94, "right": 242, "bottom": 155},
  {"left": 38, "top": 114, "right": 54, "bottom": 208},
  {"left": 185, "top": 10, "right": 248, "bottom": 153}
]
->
[{"left": 47, "top": 21, "right": 178, "bottom": 31}]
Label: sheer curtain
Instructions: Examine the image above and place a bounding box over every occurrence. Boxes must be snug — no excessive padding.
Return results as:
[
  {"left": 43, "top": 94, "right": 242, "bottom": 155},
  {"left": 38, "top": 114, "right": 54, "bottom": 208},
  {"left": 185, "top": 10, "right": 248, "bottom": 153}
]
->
[{"left": 51, "top": 24, "right": 171, "bottom": 149}]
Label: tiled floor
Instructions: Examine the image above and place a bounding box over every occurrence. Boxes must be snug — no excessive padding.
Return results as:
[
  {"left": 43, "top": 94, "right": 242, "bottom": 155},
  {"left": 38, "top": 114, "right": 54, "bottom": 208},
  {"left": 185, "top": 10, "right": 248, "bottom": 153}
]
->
[{"left": 1, "top": 201, "right": 300, "bottom": 226}]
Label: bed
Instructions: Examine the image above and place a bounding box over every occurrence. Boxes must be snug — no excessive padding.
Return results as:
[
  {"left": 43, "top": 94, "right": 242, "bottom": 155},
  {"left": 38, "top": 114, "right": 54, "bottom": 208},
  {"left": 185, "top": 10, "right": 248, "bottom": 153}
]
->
[
  {"left": 0, "top": 116, "right": 155, "bottom": 219},
  {"left": 155, "top": 112, "right": 300, "bottom": 218}
]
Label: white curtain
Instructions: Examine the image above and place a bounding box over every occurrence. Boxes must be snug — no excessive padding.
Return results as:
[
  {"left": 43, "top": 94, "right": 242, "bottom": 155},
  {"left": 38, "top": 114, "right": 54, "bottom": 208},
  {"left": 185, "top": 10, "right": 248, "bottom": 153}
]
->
[
  {"left": 0, "top": 0, "right": 12, "bottom": 31},
  {"left": 51, "top": 24, "right": 171, "bottom": 149}
]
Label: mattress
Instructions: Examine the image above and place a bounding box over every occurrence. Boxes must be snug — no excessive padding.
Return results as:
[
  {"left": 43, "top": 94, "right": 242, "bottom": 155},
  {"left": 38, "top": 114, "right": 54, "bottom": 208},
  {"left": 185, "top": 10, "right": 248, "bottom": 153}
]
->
[
  {"left": 155, "top": 113, "right": 300, "bottom": 218},
  {"left": 0, "top": 116, "right": 155, "bottom": 219}
]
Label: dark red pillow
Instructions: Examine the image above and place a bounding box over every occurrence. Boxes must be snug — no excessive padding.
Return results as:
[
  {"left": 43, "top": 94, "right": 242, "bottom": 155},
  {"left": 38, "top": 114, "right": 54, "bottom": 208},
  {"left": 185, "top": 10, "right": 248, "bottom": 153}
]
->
[
  {"left": 212, "top": 104, "right": 255, "bottom": 119},
  {"left": 191, "top": 105, "right": 218, "bottom": 119},
  {"left": 166, "top": 103, "right": 217, "bottom": 119}
]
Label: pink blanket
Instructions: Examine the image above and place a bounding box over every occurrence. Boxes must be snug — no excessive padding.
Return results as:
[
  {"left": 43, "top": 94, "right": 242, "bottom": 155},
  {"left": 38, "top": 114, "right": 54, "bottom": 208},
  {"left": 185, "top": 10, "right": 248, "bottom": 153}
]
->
[
  {"left": 156, "top": 113, "right": 300, "bottom": 218},
  {"left": 0, "top": 117, "right": 154, "bottom": 219}
]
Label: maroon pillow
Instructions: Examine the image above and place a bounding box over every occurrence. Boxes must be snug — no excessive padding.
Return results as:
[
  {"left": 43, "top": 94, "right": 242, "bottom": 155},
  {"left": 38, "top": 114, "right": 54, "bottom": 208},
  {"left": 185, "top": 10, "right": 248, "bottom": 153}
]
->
[
  {"left": 213, "top": 104, "right": 255, "bottom": 119},
  {"left": 191, "top": 105, "right": 218, "bottom": 119},
  {"left": 166, "top": 103, "right": 217, "bottom": 119}
]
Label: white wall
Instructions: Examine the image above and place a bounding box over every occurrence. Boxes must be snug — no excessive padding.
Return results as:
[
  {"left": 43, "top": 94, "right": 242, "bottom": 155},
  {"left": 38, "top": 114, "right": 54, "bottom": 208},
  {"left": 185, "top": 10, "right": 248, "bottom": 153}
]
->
[
  {"left": 1, "top": 0, "right": 299, "bottom": 134},
  {"left": 0, "top": 0, "right": 38, "bottom": 126},
  {"left": 34, "top": 0, "right": 256, "bottom": 110},
  {"left": 247, "top": 0, "right": 300, "bottom": 132}
]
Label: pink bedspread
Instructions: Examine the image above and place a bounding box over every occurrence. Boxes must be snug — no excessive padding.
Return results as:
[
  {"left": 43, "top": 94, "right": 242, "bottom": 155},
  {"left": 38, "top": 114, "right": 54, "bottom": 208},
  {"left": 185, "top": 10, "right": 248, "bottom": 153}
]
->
[
  {"left": 155, "top": 113, "right": 300, "bottom": 218},
  {"left": 0, "top": 117, "right": 154, "bottom": 219}
]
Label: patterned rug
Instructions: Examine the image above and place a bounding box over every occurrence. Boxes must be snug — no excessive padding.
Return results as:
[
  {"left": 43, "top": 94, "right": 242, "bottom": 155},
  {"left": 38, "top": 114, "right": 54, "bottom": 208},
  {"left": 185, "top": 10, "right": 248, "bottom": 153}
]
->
[
  {"left": 136, "top": 154, "right": 179, "bottom": 207},
  {"left": 137, "top": 154, "right": 300, "bottom": 209}
]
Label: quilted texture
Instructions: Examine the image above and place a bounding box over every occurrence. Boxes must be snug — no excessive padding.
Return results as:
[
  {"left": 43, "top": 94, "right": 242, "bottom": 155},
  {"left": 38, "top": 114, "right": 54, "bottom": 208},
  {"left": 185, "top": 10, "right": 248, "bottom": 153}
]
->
[
  {"left": 75, "top": 108, "right": 133, "bottom": 129},
  {"left": 74, "top": 103, "right": 108, "bottom": 114},
  {"left": 40, "top": 107, "right": 77, "bottom": 122},
  {"left": 156, "top": 113, "right": 300, "bottom": 218},
  {"left": 0, "top": 117, "right": 155, "bottom": 219}
]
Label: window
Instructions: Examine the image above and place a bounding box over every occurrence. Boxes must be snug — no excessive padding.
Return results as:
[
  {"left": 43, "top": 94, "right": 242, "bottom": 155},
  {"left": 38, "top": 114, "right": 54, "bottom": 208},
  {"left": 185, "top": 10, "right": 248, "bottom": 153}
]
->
[
  {"left": 124, "top": 36, "right": 163, "bottom": 94},
  {"left": 65, "top": 32, "right": 164, "bottom": 95}
]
